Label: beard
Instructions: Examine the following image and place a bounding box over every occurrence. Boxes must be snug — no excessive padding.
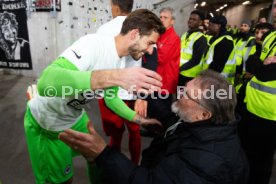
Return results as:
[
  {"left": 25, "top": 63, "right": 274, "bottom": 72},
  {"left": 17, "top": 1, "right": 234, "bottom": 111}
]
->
[
  {"left": 171, "top": 101, "right": 180, "bottom": 114},
  {"left": 171, "top": 102, "right": 194, "bottom": 123},
  {"left": 128, "top": 43, "right": 145, "bottom": 60}
]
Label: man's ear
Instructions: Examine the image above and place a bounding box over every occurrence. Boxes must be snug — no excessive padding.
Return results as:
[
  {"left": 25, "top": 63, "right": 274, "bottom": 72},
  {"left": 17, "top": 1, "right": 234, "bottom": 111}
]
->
[
  {"left": 202, "top": 110, "right": 212, "bottom": 120},
  {"left": 112, "top": 5, "right": 120, "bottom": 17},
  {"left": 170, "top": 19, "right": 175, "bottom": 25},
  {"left": 129, "top": 29, "right": 140, "bottom": 40},
  {"left": 195, "top": 110, "right": 211, "bottom": 121}
]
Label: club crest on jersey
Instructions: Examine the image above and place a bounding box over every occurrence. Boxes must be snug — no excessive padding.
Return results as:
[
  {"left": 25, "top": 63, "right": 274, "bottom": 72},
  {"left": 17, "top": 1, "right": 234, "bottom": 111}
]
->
[{"left": 64, "top": 164, "right": 72, "bottom": 175}]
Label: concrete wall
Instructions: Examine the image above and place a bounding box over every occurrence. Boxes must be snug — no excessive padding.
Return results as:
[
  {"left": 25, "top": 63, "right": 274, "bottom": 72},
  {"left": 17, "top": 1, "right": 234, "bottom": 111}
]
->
[
  {"left": 4, "top": 0, "right": 193, "bottom": 77},
  {"left": 153, "top": 0, "right": 194, "bottom": 36},
  {"left": 223, "top": 2, "right": 271, "bottom": 27},
  {"left": 4, "top": 1, "right": 273, "bottom": 77}
]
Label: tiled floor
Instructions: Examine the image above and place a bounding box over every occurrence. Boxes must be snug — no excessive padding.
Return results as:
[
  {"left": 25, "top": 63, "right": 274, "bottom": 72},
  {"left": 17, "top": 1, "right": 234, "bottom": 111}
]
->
[{"left": 0, "top": 74, "right": 275, "bottom": 183}]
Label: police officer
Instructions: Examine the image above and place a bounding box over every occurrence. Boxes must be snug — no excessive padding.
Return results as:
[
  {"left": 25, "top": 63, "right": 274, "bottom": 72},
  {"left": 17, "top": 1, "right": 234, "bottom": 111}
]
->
[
  {"left": 242, "top": 27, "right": 276, "bottom": 184},
  {"left": 234, "top": 20, "right": 256, "bottom": 115},
  {"left": 178, "top": 10, "right": 207, "bottom": 85},
  {"left": 202, "top": 15, "right": 236, "bottom": 84}
]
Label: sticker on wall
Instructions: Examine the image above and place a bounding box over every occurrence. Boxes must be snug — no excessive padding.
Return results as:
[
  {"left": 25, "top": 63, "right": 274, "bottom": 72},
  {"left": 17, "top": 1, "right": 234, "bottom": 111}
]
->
[{"left": 0, "top": 0, "right": 32, "bottom": 69}]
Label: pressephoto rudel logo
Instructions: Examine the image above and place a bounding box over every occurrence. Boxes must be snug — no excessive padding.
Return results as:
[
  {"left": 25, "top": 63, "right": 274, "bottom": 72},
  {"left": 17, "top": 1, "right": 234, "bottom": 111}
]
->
[
  {"left": 41, "top": 84, "right": 234, "bottom": 101},
  {"left": 177, "top": 85, "right": 233, "bottom": 100}
]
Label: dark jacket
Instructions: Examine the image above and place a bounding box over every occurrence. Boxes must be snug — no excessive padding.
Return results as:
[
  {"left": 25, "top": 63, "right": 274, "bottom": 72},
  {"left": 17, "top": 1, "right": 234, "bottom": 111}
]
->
[
  {"left": 207, "top": 31, "right": 234, "bottom": 73},
  {"left": 142, "top": 47, "right": 158, "bottom": 72},
  {"left": 246, "top": 30, "right": 276, "bottom": 82},
  {"left": 95, "top": 119, "right": 249, "bottom": 184}
]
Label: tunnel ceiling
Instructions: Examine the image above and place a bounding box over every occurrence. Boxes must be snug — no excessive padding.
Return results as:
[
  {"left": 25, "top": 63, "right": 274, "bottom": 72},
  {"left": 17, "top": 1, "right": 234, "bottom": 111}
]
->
[
  {"left": 196, "top": 0, "right": 272, "bottom": 5},
  {"left": 195, "top": 0, "right": 273, "bottom": 16},
  {"left": 196, "top": 0, "right": 272, "bottom": 9}
]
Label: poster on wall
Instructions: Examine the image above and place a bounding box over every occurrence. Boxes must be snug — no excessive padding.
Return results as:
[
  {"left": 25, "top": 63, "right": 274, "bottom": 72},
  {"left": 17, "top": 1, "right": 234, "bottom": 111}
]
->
[
  {"left": 0, "top": 0, "right": 32, "bottom": 69},
  {"left": 34, "top": 0, "right": 61, "bottom": 11}
]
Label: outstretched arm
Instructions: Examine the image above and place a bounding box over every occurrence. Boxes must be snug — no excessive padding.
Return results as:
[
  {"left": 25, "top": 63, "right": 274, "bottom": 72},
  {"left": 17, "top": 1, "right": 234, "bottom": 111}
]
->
[
  {"left": 37, "top": 58, "right": 163, "bottom": 97},
  {"left": 104, "top": 86, "right": 161, "bottom": 125},
  {"left": 92, "top": 67, "right": 163, "bottom": 93},
  {"left": 104, "top": 86, "right": 136, "bottom": 121}
]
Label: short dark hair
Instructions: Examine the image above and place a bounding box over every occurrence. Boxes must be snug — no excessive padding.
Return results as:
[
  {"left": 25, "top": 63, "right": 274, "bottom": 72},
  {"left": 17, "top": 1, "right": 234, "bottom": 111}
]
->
[
  {"left": 120, "top": 9, "right": 166, "bottom": 36},
  {"left": 112, "top": 0, "right": 133, "bottom": 14},
  {"left": 196, "top": 70, "right": 237, "bottom": 124},
  {"left": 191, "top": 10, "right": 205, "bottom": 21},
  {"left": 255, "top": 23, "right": 274, "bottom": 31}
]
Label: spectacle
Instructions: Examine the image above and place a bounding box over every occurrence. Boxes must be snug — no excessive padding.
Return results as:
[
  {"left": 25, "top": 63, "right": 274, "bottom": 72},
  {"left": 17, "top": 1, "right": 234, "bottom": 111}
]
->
[{"left": 178, "top": 88, "right": 209, "bottom": 111}]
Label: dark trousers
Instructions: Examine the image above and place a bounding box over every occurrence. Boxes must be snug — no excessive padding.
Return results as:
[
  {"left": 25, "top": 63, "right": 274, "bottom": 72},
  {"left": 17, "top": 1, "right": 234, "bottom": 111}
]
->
[
  {"left": 240, "top": 110, "right": 276, "bottom": 184},
  {"left": 236, "top": 82, "right": 247, "bottom": 117}
]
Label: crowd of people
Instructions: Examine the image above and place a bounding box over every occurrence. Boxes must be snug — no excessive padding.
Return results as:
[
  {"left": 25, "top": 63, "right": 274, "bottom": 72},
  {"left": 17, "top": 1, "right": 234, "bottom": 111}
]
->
[{"left": 24, "top": 0, "right": 276, "bottom": 183}]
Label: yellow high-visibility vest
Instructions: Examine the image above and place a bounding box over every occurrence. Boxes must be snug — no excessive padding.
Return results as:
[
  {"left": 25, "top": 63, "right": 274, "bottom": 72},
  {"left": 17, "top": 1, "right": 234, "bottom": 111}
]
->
[
  {"left": 235, "top": 36, "right": 256, "bottom": 69},
  {"left": 202, "top": 35, "right": 236, "bottom": 84},
  {"left": 245, "top": 31, "right": 276, "bottom": 120},
  {"left": 180, "top": 31, "right": 205, "bottom": 78}
]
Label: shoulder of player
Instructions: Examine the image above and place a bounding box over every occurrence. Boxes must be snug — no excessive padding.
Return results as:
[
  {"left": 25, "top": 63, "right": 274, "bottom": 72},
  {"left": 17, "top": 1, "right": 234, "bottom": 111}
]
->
[{"left": 77, "top": 34, "right": 112, "bottom": 46}]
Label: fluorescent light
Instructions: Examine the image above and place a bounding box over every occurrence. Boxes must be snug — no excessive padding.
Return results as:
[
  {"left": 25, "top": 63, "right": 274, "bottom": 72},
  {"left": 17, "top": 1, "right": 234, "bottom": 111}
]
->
[
  {"left": 210, "top": 13, "right": 214, "bottom": 17},
  {"left": 201, "top": 2, "right": 206, "bottom": 6},
  {"left": 216, "top": 9, "right": 220, "bottom": 12},
  {"left": 219, "top": 6, "right": 224, "bottom": 10},
  {"left": 223, "top": 4, "right": 228, "bottom": 7},
  {"left": 243, "top": 1, "right": 250, "bottom": 5},
  {"left": 194, "top": 4, "right": 198, "bottom": 9}
]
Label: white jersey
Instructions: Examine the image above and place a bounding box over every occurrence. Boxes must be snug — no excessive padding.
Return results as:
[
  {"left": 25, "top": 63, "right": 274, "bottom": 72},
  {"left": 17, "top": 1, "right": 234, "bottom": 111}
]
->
[
  {"left": 97, "top": 16, "right": 126, "bottom": 37},
  {"left": 97, "top": 16, "right": 141, "bottom": 100},
  {"left": 29, "top": 34, "right": 124, "bottom": 131}
]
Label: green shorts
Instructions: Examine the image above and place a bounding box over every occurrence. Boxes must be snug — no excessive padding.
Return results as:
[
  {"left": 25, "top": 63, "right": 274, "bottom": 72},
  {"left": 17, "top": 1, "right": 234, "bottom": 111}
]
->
[{"left": 24, "top": 105, "right": 89, "bottom": 184}]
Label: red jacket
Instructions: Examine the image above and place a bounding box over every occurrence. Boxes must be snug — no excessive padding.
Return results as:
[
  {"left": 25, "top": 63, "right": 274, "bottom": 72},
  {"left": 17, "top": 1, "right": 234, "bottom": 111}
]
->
[{"left": 156, "top": 27, "right": 180, "bottom": 94}]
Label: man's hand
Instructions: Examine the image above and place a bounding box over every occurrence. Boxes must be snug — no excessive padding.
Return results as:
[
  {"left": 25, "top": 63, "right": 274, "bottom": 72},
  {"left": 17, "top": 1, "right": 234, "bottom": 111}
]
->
[
  {"left": 59, "top": 123, "right": 107, "bottom": 162},
  {"left": 134, "top": 99, "right": 148, "bottom": 117},
  {"left": 140, "top": 118, "right": 162, "bottom": 127},
  {"left": 27, "top": 84, "right": 38, "bottom": 100},
  {"left": 139, "top": 117, "right": 163, "bottom": 134},
  {"left": 118, "top": 67, "right": 162, "bottom": 94},
  {"left": 91, "top": 67, "right": 162, "bottom": 94},
  {"left": 264, "top": 56, "right": 276, "bottom": 65},
  {"left": 133, "top": 115, "right": 163, "bottom": 134},
  {"left": 133, "top": 114, "right": 162, "bottom": 127},
  {"left": 244, "top": 72, "right": 253, "bottom": 79}
]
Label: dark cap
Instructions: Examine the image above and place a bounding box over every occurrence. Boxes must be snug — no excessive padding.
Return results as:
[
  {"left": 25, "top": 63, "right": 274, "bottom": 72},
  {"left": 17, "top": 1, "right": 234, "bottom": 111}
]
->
[
  {"left": 210, "top": 15, "right": 227, "bottom": 28},
  {"left": 241, "top": 19, "right": 251, "bottom": 27}
]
